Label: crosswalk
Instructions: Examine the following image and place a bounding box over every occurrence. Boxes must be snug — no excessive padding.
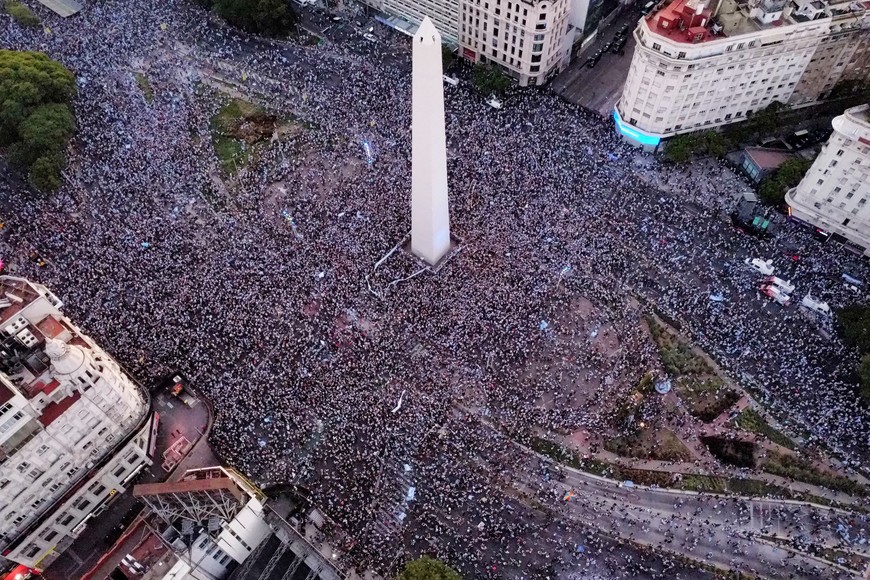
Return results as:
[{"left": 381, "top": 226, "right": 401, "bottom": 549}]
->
[{"left": 370, "top": 460, "right": 416, "bottom": 539}]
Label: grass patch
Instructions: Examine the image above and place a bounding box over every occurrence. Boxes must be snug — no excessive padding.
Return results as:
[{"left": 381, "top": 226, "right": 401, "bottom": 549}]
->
[
  {"left": 209, "top": 98, "right": 264, "bottom": 174},
  {"left": 4, "top": 0, "right": 40, "bottom": 27},
  {"left": 676, "top": 377, "right": 740, "bottom": 422},
  {"left": 528, "top": 436, "right": 841, "bottom": 505},
  {"left": 529, "top": 437, "right": 581, "bottom": 469},
  {"left": 734, "top": 408, "right": 795, "bottom": 450},
  {"left": 700, "top": 435, "right": 757, "bottom": 468},
  {"left": 134, "top": 72, "right": 154, "bottom": 103},
  {"left": 605, "top": 428, "right": 693, "bottom": 462},
  {"left": 762, "top": 451, "right": 867, "bottom": 496}
]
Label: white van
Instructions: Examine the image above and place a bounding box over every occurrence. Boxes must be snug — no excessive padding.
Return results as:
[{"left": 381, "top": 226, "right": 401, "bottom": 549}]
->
[
  {"left": 486, "top": 97, "right": 503, "bottom": 109},
  {"left": 442, "top": 75, "right": 459, "bottom": 86},
  {"left": 764, "top": 275, "right": 795, "bottom": 295},
  {"left": 745, "top": 257, "right": 774, "bottom": 276},
  {"left": 800, "top": 294, "right": 831, "bottom": 317},
  {"left": 761, "top": 284, "right": 791, "bottom": 306}
]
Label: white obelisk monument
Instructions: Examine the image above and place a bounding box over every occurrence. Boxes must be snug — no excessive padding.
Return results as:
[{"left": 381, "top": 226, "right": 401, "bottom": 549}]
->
[{"left": 411, "top": 16, "right": 452, "bottom": 266}]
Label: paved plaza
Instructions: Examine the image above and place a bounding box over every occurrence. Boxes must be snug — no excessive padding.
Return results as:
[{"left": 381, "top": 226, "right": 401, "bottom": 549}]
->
[{"left": 2, "top": 1, "right": 870, "bottom": 578}]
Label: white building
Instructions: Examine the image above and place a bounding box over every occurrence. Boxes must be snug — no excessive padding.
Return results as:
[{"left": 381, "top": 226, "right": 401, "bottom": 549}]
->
[
  {"left": 134, "top": 467, "right": 282, "bottom": 580},
  {"left": 787, "top": 104, "right": 870, "bottom": 254},
  {"left": 0, "top": 276, "right": 153, "bottom": 571},
  {"left": 362, "top": 0, "right": 579, "bottom": 86},
  {"left": 614, "top": 0, "right": 870, "bottom": 149},
  {"left": 458, "top": 0, "right": 574, "bottom": 86},
  {"left": 368, "top": 0, "right": 461, "bottom": 42}
]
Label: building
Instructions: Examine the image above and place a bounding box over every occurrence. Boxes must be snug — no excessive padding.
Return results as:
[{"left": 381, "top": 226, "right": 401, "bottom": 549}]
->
[
  {"left": 367, "top": 0, "right": 461, "bottom": 42},
  {"left": 458, "top": 0, "right": 574, "bottom": 86},
  {"left": 787, "top": 104, "right": 870, "bottom": 254},
  {"left": 134, "top": 467, "right": 345, "bottom": 580},
  {"left": 362, "top": 0, "right": 579, "bottom": 87},
  {"left": 0, "top": 276, "right": 153, "bottom": 571},
  {"left": 614, "top": 0, "right": 870, "bottom": 149},
  {"left": 739, "top": 146, "right": 798, "bottom": 182}
]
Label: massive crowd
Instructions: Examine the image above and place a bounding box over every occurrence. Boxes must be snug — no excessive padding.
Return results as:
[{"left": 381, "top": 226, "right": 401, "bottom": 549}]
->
[{"left": 2, "top": 0, "right": 869, "bottom": 577}]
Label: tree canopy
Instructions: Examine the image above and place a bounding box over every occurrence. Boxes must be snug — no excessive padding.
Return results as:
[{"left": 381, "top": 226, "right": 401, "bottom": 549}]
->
[
  {"left": 471, "top": 63, "right": 510, "bottom": 96},
  {"left": 837, "top": 304, "right": 870, "bottom": 405},
  {"left": 0, "top": 50, "right": 77, "bottom": 192},
  {"left": 664, "top": 131, "right": 732, "bottom": 164},
  {"left": 197, "top": 0, "right": 297, "bottom": 37},
  {"left": 757, "top": 157, "right": 813, "bottom": 206},
  {"left": 398, "top": 556, "right": 462, "bottom": 580}
]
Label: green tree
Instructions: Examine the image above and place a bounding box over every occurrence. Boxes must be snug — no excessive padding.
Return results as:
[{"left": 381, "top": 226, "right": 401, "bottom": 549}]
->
[
  {"left": 442, "top": 46, "right": 457, "bottom": 72},
  {"left": 398, "top": 556, "right": 462, "bottom": 580},
  {"left": 0, "top": 50, "right": 76, "bottom": 192},
  {"left": 28, "top": 155, "right": 63, "bottom": 191},
  {"left": 858, "top": 353, "right": 870, "bottom": 404},
  {"left": 4, "top": 0, "right": 41, "bottom": 27},
  {"left": 205, "top": 0, "right": 297, "bottom": 37},
  {"left": 701, "top": 131, "right": 732, "bottom": 157},
  {"left": 471, "top": 63, "right": 510, "bottom": 96},
  {"left": 837, "top": 305, "right": 870, "bottom": 353},
  {"left": 756, "top": 157, "right": 812, "bottom": 206},
  {"left": 664, "top": 134, "right": 698, "bottom": 163}
]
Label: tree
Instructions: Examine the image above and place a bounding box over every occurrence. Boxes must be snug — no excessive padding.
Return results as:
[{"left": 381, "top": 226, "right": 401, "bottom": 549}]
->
[
  {"left": 664, "top": 134, "right": 696, "bottom": 163},
  {"left": 471, "top": 63, "right": 510, "bottom": 96},
  {"left": 858, "top": 353, "right": 870, "bottom": 404},
  {"left": 203, "top": 0, "right": 298, "bottom": 37},
  {"left": 442, "top": 46, "right": 457, "bottom": 72},
  {"left": 28, "top": 155, "right": 63, "bottom": 191},
  {"left": 0, "top": 50, "right": 76, "bottom": 192},
  {"left": 837, "top": 305, "right": 870, "bottom": 353},
  {"left": 4, "top": 0, "right": 41, "bottom": 27},
  {"left": 756, "top": 158, "right": 812, "bottom": 206},
  {"left": 398, "top": 556, "right": 462, "bottom": 580}
]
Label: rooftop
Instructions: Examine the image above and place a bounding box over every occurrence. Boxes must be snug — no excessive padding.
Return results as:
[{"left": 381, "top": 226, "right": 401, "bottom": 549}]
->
[
  {"left": 744, "top": 146, "right": 797, "bottom": 169},
  {"left": 39, "top": 391, "right": 81, "bottom": 426},
  {"left": 645, "top": 0, "right": 867, "bottom": 45}
]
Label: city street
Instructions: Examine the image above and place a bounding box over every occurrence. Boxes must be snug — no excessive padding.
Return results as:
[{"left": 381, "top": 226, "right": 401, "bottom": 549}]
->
[
  {"left": 551, "top": 10, "right": 640, "bottom": 115},
  {"left": 3, "top": 1, "right": 870, "bottom": 578}
]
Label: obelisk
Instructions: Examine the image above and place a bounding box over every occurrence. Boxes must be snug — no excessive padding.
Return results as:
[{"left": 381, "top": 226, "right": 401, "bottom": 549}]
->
[{"left": 411, "top": 16, "right": 452, "bottom": 266}]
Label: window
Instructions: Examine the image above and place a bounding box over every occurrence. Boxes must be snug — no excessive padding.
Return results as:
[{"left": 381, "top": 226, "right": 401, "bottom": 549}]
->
[
  {"left": 41, "top": 529, "right": 59, "bottom": 542},
  {"left": 836, "top": 149, "right": 844, "bottom": 156},
  {"left": 652, "top": 43, "right": 661, "bottom": 51},
  {"left": 57, "top": 514, "right": 75, "bottom": 527},
  {"left": 677, "top": 51, "right": 686, "bottom": 59},
  {"left": 75, "top": 498, "right": 92, "bottom": 512},
  {"left": 16, "top": 461, "right": 31, "bottom": 473},
  {"left": 88, "top": 482, "right": 107, "bottom": 496}
]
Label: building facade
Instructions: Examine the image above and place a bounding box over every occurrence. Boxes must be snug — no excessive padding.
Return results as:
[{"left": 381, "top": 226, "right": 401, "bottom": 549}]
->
[
  {"left": 0, "top": 276, "right": 153, "bottom": 571},
  {"left": 614, "top": 0, "right": 870, "bottom": 149},
  {"left": 458, "top": 0, "right": 574, "bottom": 86},
  {"left": 362, "top": 0, "right": 577, "bottom": 86},
  {"left": 375, "top": 0, "right": 461, "bottom": 42},
  {"left": 787, "top": 104, "right": 870, "bottom": 254}
]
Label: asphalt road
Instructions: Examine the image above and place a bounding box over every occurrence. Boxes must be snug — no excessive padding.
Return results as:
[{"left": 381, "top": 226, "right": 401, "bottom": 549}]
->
[
  {"left": 551, "top": 11, "right": 641, "bottom": 115},
  {"left": 509, "top": 454, "right": 866, "bottom": 579}
]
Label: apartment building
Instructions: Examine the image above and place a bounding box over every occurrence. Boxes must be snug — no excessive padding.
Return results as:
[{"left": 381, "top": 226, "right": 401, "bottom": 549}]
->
[
  {"left": 614, "top": 0, "right": 870, "bottom": 149},
  {"left": 0, "top": 276, "right": 153, "bottom": 571},
  {"left": 458, "top": 0, "right": 574, "bottom": 86},
  {"left": 363, "top": 0, "right": 577, "bottom": 86},
  {"left": 787, "top": 104, "right": 870, "bottom": 254},
  {"left": 373, "top": 0, "right": 461, "bottom": 42}
]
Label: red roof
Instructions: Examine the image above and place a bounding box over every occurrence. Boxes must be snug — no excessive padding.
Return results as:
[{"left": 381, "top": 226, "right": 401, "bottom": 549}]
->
[
  {"left": 0, "top": 383, "right": 14, "bottom": 406},
  {"left": 36, "top": 316, "right": 67, "bottom": 339},
  {"left": 650, "top": 0, "right": 717, "bottom": 44},
  {"left": 30, "top": 379, "right": 61, "bottom": 398},
  {"left": 39, "top": 392, "right": 81, "bottom": 426}
]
